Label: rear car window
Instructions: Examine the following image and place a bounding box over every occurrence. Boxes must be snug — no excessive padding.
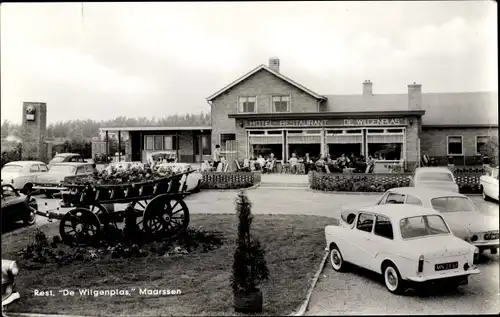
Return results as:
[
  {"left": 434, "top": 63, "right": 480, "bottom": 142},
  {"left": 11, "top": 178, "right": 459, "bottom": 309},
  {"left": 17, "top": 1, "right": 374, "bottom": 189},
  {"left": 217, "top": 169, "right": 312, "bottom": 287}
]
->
[
  {"left": 430, "top": 197, "right": 476, "bottom": 213},
  {"left": 385, "top": 193, "right": 405, "bottom": 204},
  {"left": 30, "top": 164, "right": 40, "bottom": 172},
  {"left": 50, "top": 156, "right": 66, "bottom": 163},
  {"left": 1, "top": 165, "right": 23, "bottom": 172},
  {"left": 400, "top": 215, "right": 450, "bottom": 239},
  {"left": 418, "top": 172, "right": 454, "bottom": 182},
  {"left": 406, "top": 195, "right": 423, "bottom": 206}
]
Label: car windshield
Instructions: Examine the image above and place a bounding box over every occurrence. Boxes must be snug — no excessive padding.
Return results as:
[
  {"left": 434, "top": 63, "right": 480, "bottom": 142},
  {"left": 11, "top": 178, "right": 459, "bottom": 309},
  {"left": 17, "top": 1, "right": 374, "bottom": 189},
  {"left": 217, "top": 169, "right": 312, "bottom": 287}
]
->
[
  {"left": 49, "top": 165, "right": 76, "bottom": 174},
  {"left": 400, "top": 215, "right": 450, "bottom": 239},
  {"left": 50, "top": 156, "right": 66, "bottom": 163},
  {"left": 431, "top": 197, "right": 477, "bottom": 213},
  {"left": 2, "top": 165, "right": 23, "bottom": 172},
  {"left": 418, "top": 172, "right": 453, "bottom": 182}
]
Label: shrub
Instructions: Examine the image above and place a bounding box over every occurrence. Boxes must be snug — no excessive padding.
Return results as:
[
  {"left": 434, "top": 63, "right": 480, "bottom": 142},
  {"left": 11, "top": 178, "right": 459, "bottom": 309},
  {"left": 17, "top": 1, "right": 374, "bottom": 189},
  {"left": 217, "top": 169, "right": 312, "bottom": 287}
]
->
[{"left": 231, "top": 191, "right": 269, "bottom": 293}]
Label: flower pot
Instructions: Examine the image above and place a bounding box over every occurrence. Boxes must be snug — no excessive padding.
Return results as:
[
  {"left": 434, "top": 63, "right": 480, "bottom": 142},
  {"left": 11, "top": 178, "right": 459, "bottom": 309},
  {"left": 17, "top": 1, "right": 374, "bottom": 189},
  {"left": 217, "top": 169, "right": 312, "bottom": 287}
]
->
[{"left": 234, "top": 289, "right": 263, "bottom": 313}]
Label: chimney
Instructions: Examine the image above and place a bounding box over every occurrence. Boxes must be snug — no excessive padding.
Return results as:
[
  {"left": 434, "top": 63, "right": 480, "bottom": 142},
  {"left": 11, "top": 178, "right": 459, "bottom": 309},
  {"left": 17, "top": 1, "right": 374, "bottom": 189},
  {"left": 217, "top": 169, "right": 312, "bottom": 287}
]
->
[
  {"left": 269, "top": 57, "right": 280, "bottom": 72},
  {"left": 363, "top": 80, "right": 373, "bottom": 96},
  {"left": 408, "top": 82, "right": 422, "bottom": 110}
]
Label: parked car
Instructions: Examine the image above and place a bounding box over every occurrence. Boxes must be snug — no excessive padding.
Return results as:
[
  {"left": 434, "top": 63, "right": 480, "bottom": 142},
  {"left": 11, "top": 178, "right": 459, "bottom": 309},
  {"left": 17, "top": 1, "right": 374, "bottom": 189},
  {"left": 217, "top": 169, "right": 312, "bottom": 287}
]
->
[
  {"left": 341, "top": 187, "right": 499, "bottom": 254},
  {"left": 1, "top": 184, "right": 37, "bottom": 227},
  {"left": 48, "top": 153, "right": 85, "bottom": 169},
  {"left": 409, "top": 167, "right": 459, "bottom": 193},
  {"left": 480, "top": 166, "right": 499, "bottom": 201},
  {"left": 33, "top": 162, "right": 96, "bottom": 198},
  {"left": 2, "top": 259, "right": 20, "bottom": 307},
  {"left": 1, "top": 161, "right": 49, "bottom": 194},
  {"left": 327, "top": 204, "right": 480, "bottom": 294}
]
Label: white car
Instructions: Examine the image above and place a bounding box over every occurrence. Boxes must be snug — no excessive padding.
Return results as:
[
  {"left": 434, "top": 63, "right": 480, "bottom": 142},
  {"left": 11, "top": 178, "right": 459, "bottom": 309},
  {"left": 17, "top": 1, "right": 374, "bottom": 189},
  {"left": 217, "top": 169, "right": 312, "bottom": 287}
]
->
[
  {"left": 480, "top": 167, "right": 499, "bottom": 201},
  {"left": 341, "top": 187, "right": 499, "bottom": 254},
  {"left": 1, "top": 161, "right": 49, "bottom": 193},
  {"left": 326, "top": 204, "right": 480, "bottom": 294},
  {"left": 409, "top": 167, "right": 459, "bottom": 193}
]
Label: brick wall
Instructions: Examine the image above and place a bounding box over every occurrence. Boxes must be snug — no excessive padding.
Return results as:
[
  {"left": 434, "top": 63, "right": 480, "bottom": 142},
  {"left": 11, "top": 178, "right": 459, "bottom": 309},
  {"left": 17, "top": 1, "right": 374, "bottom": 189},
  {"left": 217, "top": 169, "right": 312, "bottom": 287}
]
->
[
  {"left": 420, "top": 127, "right": 498, "bottom": 165},
  {"left": 405, "top": 116, "right": 421, "bottom": 171},
  {"left": 211, "top": 69, "right": 319, "bottom": 148},
  {"left": 21, "top": 102, "right": 47, "bottom": 162}
]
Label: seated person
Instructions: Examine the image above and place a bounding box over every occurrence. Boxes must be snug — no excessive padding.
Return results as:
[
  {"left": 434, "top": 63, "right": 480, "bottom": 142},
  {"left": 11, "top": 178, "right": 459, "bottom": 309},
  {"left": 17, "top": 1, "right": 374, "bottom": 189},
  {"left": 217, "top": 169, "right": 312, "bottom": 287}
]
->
[
  {"left": 256, "top": 155, "right": 266, "bottom": 171},
  {"left": 315, "top": 155, "right": 327, "bottom": 172},
  {"left": 289, "top": 153, "right": 299, "bottom": 173},
  {"left": 265, "top": 153, "right": 276, "bottom": 173}
]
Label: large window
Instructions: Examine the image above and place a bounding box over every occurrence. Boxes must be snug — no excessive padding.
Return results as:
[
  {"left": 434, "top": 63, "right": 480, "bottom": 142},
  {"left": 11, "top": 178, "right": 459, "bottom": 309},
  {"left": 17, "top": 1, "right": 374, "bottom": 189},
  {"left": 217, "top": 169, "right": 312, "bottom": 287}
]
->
[
  {"left": 447, "top": 136, "right": 463, "bottom": 155},
  {"left": 163, "top": 136, "right": 173, "bottom": 150},
  {"left": 430, "top": 197, "right": 477, "bottom": 213},
  {"left": 144, "top": 135, "right": 177, "bottom": 151},
  {"left": 220, "top": 133, "right": 236, "bottom": 150},
  {"left": 476, "top": 136, "right": 489, "bottom": 154},
  {"left": 272, "top": 95, "right": 290, "bottom": 112},
  {"left": 145, "top": 136, "right": 154, "bottom": 150},
  {"left": 238, "top": 96, "right": 256, "bottom": 113},
  {"left": 367, "top": 143, "right": 402, "bottom": 160}
]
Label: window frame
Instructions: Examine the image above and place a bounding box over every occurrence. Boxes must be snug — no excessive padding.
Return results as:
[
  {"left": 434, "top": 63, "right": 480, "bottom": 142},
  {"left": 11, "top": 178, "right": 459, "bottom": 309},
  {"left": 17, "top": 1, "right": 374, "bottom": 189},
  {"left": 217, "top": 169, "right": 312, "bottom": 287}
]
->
[
  {"left": 446, "top": 135, "right": 463, "bottom": 156},
  {"left": 405, "top": 195, "right": 423, "bottom": 206},
  {"left": 356, "top": 212, "right": 375, "bottom": 233},
  {"left": 373, "top": 215, "right": 394, "bottom": 240},
  {"left": 144, "top": 136, "right": 154, "bottom": 150},
  {"left": 29, "top": 164, "right": 40, "bottom": 172},
  {"left": 385, "top": 192, "right": 405, "bottom": 204},
  {"left": 272, "top": 95, "right": 291, "bottom": 113},
  {"left": 475, "top": 135, "right": 489, "bottom": 155},
  {"left": 237, "top": 96, "right": 257, "bottom": 113},
  {"left": 163, "top": 136, "right": 174, "bottom": 151}
]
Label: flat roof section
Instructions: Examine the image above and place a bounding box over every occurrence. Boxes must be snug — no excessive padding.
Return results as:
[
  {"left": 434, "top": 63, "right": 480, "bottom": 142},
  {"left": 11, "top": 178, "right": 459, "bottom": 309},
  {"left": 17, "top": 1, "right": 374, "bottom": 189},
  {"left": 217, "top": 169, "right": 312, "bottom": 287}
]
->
[{"left": 99, "top": 126, "right": 212, "bottom": 132}]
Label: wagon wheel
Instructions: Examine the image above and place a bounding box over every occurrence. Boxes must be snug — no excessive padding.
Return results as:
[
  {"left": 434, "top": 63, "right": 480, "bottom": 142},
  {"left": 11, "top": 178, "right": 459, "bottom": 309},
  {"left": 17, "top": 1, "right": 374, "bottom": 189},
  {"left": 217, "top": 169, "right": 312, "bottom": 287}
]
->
[
  {"left": 83, "top": 204, "right": 119, "bottom": 229},
  {"left": 130, "top": 199, "right": 152, "bottom": 230},
  {"left": 143, "top": 194, "right": 190, "bottom": 240},
  {"left": 59, "top": 208, "right": 101, "bottom": 247}
]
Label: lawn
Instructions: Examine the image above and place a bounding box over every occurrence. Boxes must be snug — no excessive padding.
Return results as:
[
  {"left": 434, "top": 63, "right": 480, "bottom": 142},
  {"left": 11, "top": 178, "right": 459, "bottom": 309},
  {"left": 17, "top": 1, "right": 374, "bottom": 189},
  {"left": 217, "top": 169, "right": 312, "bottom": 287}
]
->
[{"left": 2, "top": 213, "right": 337, "bottom": 316}]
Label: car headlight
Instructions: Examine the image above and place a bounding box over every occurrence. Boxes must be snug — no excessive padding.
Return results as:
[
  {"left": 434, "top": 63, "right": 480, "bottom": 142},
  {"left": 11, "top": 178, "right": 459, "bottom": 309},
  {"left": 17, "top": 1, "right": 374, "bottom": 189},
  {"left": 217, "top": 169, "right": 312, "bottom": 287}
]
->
[{"left": 9, "top": 261, "right": 19, "bottom": 276}]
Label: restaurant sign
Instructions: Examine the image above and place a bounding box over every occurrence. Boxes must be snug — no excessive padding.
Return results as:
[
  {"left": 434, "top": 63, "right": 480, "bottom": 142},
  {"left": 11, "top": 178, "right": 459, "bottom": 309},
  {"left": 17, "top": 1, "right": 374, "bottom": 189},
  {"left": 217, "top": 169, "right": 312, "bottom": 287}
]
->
[{"left": 246, "top": 118, "right": 406, "bottom": 128}]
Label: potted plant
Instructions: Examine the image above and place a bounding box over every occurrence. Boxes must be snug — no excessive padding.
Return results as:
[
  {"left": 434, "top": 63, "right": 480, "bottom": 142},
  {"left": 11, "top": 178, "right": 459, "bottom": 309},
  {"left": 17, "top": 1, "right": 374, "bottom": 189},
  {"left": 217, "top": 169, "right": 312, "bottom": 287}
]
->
[{"left": 231, "top": 190, "right": 269, "bottom": 313}]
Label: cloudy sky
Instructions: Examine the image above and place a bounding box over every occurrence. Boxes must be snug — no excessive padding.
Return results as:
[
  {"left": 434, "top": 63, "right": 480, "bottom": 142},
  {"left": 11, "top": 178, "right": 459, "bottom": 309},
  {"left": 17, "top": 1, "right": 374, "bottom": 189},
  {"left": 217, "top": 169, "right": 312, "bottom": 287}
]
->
[{"left": 1, "top": 1, "right": 497, "bottom": 124}]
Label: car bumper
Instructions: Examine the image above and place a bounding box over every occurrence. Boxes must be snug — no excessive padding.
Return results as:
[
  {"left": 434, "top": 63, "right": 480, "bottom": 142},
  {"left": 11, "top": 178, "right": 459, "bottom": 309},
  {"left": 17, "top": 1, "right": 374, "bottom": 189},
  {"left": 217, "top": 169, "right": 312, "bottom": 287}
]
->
[
  {"left": 405, "top": 267, "right": 480, "bottom": 283},
  {"left": 32, "top": 185, "right": 67, "bottom": 191},
  {"left": 2, "top": 291, "right": 20, "bottom": 306},
  {"left": 474, "top": 240, "right": 500, "bottom": 250}
]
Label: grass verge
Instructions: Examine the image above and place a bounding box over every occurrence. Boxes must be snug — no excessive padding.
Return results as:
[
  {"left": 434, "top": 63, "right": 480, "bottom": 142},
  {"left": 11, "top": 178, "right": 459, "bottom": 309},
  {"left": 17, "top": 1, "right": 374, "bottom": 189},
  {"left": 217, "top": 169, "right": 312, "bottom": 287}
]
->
[{"left": 2, "top": 213, "right": 337, "bottom": 316}]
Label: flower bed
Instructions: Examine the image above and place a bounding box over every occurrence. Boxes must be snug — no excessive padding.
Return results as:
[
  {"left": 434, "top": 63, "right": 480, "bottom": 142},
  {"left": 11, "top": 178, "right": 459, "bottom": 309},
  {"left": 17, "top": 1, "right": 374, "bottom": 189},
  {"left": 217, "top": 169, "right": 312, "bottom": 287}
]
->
[
  {"left": 310, "top": 172, "right": 482, "bottom": 194},
  {"left": 200, "top": 171, "right": 260, "bottom": 189}
]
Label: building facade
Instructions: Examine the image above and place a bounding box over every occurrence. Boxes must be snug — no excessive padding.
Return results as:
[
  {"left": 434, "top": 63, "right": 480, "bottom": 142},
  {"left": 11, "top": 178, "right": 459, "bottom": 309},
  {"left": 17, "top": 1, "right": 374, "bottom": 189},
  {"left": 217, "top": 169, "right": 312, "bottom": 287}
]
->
[
  {"left": 205, "top": 58, "right": 497, "bottom": 170},
  {"left": 100, "top": 57, "right": 497, "bottom": 169}
]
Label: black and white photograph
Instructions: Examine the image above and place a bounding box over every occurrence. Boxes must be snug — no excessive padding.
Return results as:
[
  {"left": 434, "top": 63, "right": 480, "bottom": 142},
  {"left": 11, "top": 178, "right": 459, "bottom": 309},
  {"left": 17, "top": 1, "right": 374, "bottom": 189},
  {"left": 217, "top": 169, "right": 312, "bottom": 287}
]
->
[{"left": 1, "top": 1, "right": 498, "bottom": 316}]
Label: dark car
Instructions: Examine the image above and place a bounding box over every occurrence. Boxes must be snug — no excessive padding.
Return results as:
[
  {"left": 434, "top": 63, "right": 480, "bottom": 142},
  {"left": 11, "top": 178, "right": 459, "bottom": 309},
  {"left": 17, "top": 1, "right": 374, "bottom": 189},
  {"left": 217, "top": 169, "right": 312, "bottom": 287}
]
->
[
  {"left": 1, "top": 184, "right": 37, "bottom": 227},
  {"left": 34, "top": 162, "right": 96, "bottom": 198},
  {"left": 48, "top": 153, "right": 85, "bottom": 169}
]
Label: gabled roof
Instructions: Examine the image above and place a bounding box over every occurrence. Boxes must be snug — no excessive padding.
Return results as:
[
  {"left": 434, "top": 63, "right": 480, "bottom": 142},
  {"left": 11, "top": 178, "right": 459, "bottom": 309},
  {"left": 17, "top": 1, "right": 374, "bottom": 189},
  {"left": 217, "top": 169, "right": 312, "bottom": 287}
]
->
[
  {"left": 323, "top": 91, "right": 498, "bottom": 126},
  {"left": 206, "top": 64, "right": 327, "bottom": 101}
]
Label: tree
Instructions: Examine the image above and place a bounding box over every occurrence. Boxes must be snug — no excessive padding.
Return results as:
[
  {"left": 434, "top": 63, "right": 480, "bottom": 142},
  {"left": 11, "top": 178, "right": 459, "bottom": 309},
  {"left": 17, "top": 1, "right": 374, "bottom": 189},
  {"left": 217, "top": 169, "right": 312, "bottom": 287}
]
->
[
  {"left": 479, "top": 136, "right": 499, "bottom": 166},
  {"left": 231, "top": 191, "right": 269, "bottom": 313}
]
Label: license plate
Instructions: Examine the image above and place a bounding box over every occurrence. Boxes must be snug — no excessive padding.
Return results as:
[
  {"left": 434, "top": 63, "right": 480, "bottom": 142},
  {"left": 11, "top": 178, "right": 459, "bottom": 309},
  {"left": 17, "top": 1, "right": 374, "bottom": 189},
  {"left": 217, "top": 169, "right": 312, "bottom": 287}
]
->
[
  {"left": 485, "top": 233, "right": 499, "bottom": 240},
  {"left": 435, "top": 262, "right": 458, "bottom": 271}
]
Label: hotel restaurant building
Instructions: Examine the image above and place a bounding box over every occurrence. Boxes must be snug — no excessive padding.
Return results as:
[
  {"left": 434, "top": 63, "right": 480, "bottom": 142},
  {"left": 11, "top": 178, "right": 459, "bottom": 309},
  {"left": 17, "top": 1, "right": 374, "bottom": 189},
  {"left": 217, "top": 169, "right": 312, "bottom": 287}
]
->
[{"left": 101, "top": 58, "right": 498, "bottom": 170}]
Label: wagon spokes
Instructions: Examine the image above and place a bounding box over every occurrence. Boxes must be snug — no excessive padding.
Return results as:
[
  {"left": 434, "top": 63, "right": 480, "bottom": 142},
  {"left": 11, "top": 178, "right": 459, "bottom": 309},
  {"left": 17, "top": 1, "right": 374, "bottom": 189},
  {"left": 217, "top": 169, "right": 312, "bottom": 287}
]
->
[
  {"left": 59, "top": 208, "right": 101, "bottom": 247},
  {"left": 143, "top": 194, "right": 190, "bottom": 240}
]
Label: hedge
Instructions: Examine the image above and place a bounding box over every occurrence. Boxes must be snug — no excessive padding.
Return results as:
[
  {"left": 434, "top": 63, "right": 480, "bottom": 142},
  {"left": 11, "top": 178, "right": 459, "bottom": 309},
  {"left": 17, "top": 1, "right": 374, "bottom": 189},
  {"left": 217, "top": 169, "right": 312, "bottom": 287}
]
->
[
  {"left": 200, "top": 171, "right": 261, "bottom": 190},
  {"left": 310, "top": 171, "right": 482, "bottom": 194}
]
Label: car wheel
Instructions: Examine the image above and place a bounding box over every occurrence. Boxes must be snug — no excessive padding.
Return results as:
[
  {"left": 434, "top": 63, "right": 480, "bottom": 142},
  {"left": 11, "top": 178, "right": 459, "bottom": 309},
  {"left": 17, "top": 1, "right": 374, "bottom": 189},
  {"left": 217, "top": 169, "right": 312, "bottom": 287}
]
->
[
  {"left": 330, "top": 245, "right": 347, "bottom": 272},
  {"left": 22, "top": 183, "right": 33, "bottom": 195},
  {"left": 383, "top": 263, "right": 405, "bottom": 295},
  {"left": 482, "top": 187, "right": 489, "bottom": 201},
  {"left": 24, "top": 198, "right": 37, "bottom": 226}
]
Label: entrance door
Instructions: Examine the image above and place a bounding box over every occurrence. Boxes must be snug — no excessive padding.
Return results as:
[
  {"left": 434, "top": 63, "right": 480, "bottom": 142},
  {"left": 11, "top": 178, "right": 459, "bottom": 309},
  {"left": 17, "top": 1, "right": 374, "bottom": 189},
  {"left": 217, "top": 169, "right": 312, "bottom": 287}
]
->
[{"left": 195, "top": 134, "right": 211, "bottom": 163}]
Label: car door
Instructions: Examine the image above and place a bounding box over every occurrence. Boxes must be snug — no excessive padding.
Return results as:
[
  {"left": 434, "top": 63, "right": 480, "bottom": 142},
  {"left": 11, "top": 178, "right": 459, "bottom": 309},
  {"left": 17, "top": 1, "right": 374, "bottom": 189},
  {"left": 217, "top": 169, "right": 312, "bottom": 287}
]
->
[
  {"left": 350, "top": 212, "right": 376, "bottom": 270},
  {"left": 21, "top": 164, "right": 40, "bottom": 188},
  {"left": 1, "top": 185, "right": 24, "bottom": 218},
  {"left": 485, "top": 168, "right": 499, "bottom": 198},
  {"left": 365, "top": 214, "right": 395, "bottom": 272}
]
